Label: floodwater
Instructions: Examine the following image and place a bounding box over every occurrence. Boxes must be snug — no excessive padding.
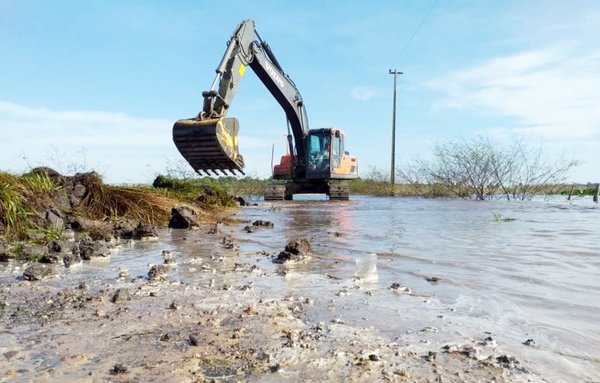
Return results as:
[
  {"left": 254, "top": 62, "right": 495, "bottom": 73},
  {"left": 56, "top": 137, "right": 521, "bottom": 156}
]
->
[
  {"left": 4, "top": 195, "right": 599, "bottom": 381},
  {"left": 235, "top": 195, "right": 600, "bottom": 382}
]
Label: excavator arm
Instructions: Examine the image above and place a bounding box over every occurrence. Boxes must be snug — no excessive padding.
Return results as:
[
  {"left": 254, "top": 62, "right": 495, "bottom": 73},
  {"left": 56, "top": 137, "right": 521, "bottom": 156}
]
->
[{"left": 173, "top": 19, "right": 309, "bottom": 177}]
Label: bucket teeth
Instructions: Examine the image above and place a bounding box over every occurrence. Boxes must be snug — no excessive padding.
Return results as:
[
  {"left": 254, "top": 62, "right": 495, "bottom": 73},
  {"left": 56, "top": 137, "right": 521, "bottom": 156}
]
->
[{"left": 173, "top": 116, "right": 244, "bottom": 175}]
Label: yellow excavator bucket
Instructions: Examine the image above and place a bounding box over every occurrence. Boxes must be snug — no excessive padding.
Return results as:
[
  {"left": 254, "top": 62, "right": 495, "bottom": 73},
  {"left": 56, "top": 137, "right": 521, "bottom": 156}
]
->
[{"left": 172, "top": 117, "right": 245, "bottom": 175}]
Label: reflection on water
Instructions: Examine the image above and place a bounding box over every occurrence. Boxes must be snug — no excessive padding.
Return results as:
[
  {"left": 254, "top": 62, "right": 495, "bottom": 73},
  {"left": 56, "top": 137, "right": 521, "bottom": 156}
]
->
[
  {"left": 2, "top": 195, "right": 598, "bottom": 381},
  {"left": 237, "top": 195, "right": 600, "bottom": 381}
]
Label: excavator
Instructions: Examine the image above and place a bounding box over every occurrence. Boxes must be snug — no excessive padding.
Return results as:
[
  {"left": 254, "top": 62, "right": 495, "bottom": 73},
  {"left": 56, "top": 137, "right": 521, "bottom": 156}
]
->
[{"left": 173, "top": 19, "right": 358, "bottom": 200}]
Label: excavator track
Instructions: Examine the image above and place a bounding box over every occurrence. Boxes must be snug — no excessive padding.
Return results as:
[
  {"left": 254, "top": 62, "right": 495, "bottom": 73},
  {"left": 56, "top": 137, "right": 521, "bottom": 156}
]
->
[{"left": 173, "top": 117, "right": 245, "bottom": 175}]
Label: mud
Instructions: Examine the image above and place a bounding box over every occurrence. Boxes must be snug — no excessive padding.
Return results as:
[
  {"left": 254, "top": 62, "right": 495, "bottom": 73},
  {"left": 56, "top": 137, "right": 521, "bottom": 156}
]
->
[{"left": 0, "top": 219, "right": 546, "bottom": 383}]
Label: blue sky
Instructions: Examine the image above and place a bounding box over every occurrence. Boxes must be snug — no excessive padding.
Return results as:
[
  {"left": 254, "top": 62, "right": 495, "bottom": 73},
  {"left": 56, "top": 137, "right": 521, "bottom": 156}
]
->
[{"left": 1, "top": 1, "right": 599, "bottom": 183}]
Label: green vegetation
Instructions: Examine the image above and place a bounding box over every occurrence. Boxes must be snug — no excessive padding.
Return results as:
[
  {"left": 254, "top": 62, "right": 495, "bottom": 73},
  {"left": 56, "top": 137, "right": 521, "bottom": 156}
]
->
[
  {"left": 492, "top": 212, "right": 516, "bottom": 222},
  {"left": 0, "top": 172, "right": 59, "bottom": 240},
  {"left": 152, "top": 175, "right": 238, "bottom": 207}
]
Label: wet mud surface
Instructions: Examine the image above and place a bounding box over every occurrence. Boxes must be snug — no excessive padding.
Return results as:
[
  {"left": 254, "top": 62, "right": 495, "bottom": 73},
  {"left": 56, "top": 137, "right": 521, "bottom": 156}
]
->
[{"left": 0, "top": 217, "right": 549, "bottom": 383}]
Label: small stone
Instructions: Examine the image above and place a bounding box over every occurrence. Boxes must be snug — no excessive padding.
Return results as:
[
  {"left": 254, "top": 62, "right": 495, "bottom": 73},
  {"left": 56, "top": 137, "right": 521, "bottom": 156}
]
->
[
  {"left": 162, "top": 250, "right": 175, "bottom": 264},
  {"left": 244, "top": 304, "right": 257, "bottom": 315},
  {"left": 22, "top": 264, "right": 54, "bottom": 281},
  {"left": 523, "top": 338, "right": 537, "bottom": 347},
  {"left": 169, "top": 206, "right": 199, "bottom": 229},
  {"left": 109, "top": 364, "right": 127, "bottom": 375},
  {"left": 148, "top": 264, "right": 169, "bottom": 280},
  {"left": 481, "top": 336, "right": 497, "bottom": 347},
  {"left": 252, "top": 220, "right": 274, "bottom": 228},
  {"left": 424, "top": 351, "right": 437, "bottom": 362},
  {"left": 188, "top": 334, "right": 199, "bottom": 346},
  {"left": 111, "top": 289, "right": 131, "bottom": 303},
  {"left": 368, "top": 354, "right": 380, "bottom": 361},
  {"left": 159, "top": 333, "right": 170, "bottom": 342},
  {"left": 133, "top": 224, "right": 158, "bottom": 240},
  {"left": 389, "top": 282, "right": 412, "bottom": 294},
  {"left": 63, "top": 252, "right": 81, "bottom": 268},
  {"left": 117, "top": 268, "right": 129, "bottom": 278},
  {"left": 4, "top": 351, "right": 18, "bottom": 360}
]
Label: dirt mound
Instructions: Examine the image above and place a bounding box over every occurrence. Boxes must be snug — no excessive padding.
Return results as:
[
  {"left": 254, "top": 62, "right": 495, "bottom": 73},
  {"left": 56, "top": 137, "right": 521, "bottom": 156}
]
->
[{"left": 0, "top": 168, "right": 217, "bottom": 273}]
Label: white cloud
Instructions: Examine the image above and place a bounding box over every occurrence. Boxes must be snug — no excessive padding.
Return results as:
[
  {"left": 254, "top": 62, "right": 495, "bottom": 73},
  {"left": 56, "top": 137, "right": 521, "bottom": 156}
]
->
[
  {"left": 0, "top": 101, "right": 282, "bottom": 183},
  {"left": 427, "top": 48, "right": 600, "bottom": 141},
  {"left": 0, "top": 101, "right": 179, "bottom": 183},
  {"left": 349, "top": 86, "right": 377, "bottom": 101},
  {"left": 426, "top": 47, "right": 600, "bottom": 182}
]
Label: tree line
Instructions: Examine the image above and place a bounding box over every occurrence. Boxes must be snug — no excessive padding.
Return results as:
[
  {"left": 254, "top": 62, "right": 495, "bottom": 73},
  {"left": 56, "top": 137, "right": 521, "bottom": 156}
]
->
[{"left": 397, "top": 136, "right": 579, "bottom": 200}]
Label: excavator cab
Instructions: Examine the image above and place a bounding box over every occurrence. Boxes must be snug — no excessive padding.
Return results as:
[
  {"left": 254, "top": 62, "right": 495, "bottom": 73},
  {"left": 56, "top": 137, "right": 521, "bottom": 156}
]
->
[
  {"left": 306, "top": 130, "right": 331, "bottom": 176},
  {"left": 306, "top": 128, "right": 358, "bottom": 180},
  {"left": 172, "top": 116, "right": 245, "bottom": 175}
]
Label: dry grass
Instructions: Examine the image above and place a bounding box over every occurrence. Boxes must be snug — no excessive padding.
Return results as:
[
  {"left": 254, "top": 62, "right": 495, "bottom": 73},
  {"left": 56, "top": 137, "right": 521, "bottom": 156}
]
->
[{"left": 74, "top": 173, "right": 179, "bottom": 225}]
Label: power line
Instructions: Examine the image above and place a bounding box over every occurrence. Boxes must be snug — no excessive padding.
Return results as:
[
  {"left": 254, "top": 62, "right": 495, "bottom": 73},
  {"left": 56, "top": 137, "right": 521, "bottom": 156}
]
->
[{"left": 392, "top": 0, "right": 440, "bottom": 66}]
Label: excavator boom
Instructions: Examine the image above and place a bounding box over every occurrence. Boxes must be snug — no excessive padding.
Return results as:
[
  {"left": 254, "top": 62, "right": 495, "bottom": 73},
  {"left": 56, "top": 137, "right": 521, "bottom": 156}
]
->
[
  {"left": 173, "top": 19, "right": 308, "bottom": 176},
  {"left": 173, "top": 19, "right": 358, "bottom": 199}
]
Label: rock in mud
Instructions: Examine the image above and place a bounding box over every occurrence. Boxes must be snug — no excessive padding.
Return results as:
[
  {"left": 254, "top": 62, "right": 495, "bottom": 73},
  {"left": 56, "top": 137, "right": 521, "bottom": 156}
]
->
[
  {"left": 111, "top": 288, "right": 131, "bottom": 303},
  {"left": 389, "top": 282, "right": 412, "bottom": 294},
  {"left": 235, "top": 196, "right": 248, "bottom": 206},
  {"left": 0, "top": 247, "right": 15, "bottom": 262},
  {"left": 63, "top": 252, "right": 82, "bottom": 268},
  {"left": 43, "top": 206, "right": 65, "bottom": 229},
  {"left": 222, "top": 235, "right": 238, "bottom": 250},
  {"left": 244, "top": 219, "right": 274, "bottom": 233},
  {"left": 39, "top": 252, "right": 61, "bottom": 264},
  {"left": 133, "top": 223, "right": 158, "bottom": 240},
  {"left": 69, "top": 218, "right": 114, "bottom": 241},
  {"left": 243, "top": 225, "right": 257, "bottom": 233},
  {"left": 47, "top": 239, "right": 65, "bottom": 254},
  {"left": 273, "top": 238, "right": 312, "bottom": 264},
  {"left": 284, "top": 238, "right": 312, "bottom": 255},
  {"left": 495, "top": 354, "right": 524, "bottom": 371},
  {"left": 523, "top": 338, "right": 537, "bottom": 347},
  {"left": 78, "top": 238, "right": 111, "bottom": 260},
  {"left": 148, "top": 264, "right": 169, "bottom": 280},
  {"left": 23, "top": 264, "right": 55, "bottom": 281},
  {"left": 188, "top": 334, "right": 200, "bottom": 346},
  {"left": 369, "top": 354, "right": 381, "bottom": 362},
  {"left": 112, "top": 220, "right": 137, "bottom": 239},
  {"left": 169, "top": 206, "right": 199, "bottom": 229},
  {"left": 253, "top": 220, "right": 274, "bottom": 228},
  {"left": 162, "top": 250, "right": 175, "bottom": 265},
  {"left": 109, "top": 364, "right": 128, "bottom": 375}
]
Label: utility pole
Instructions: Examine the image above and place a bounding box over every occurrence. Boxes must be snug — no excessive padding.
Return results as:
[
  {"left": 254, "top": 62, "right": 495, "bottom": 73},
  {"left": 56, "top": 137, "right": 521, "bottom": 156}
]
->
[
  {"left": 270, "top": 143, "right": 275, "bottom": 177},
  {"left": 389, "top": 69, "right": 403, "bottom": 195}
]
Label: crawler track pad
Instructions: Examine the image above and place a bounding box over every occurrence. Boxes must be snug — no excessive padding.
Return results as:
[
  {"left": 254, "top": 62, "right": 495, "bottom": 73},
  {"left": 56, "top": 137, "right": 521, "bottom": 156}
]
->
[{"left": 172, "top": 117, "right": 245, "bottom": 175}]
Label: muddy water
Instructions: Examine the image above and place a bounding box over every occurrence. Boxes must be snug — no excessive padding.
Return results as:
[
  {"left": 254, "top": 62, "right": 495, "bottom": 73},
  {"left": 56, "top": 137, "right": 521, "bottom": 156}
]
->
[
  {"left": 234, "top": 195, "right": 600, "bottom": 381},
  {"left": 2, "top": 195, "right": 598, "bottom": 381}
]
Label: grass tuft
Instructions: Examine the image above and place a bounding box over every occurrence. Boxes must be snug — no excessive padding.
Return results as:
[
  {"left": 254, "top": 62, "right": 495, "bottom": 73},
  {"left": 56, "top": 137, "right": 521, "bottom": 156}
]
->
[{"left": 76, "top": 174, "right": 175, "bottom": 225}]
